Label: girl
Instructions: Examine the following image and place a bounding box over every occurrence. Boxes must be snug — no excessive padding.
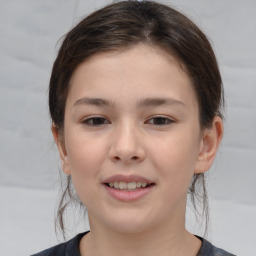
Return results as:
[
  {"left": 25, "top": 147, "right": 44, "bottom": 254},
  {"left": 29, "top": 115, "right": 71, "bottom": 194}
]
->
[{"left": 32, "top": 1, "right": 235, "bottom": 255}]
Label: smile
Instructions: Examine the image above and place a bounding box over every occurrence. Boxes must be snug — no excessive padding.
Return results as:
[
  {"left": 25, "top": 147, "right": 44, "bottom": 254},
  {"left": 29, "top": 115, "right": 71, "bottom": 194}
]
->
[
  {"left": 103, "top": 175, "right": 155, "bottom": 202},
  {"left": 106, "top": 181, "right": 151, "bottom": 191}
]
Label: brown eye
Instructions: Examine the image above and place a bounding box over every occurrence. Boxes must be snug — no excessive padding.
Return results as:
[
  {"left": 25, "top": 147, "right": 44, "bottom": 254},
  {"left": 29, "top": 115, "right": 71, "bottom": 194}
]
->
[
  {"left": 147, "top": 117, "right": 174, "bottom": 125},
  {"left": 83, "top": 117, "right": 110, "bottom": 126}
]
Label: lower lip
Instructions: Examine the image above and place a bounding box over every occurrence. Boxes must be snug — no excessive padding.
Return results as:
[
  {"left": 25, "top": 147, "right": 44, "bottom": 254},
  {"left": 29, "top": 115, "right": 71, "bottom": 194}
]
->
[{"left": 103, "top": 184, "right": 154, "bottom": 202}]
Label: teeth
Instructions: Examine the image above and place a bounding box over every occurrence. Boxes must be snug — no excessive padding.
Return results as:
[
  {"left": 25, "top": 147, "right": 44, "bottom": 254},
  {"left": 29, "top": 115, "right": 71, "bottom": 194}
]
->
[
  {"left": 127, "top": 182, "right": 136, "bottom": 190},
  {"left": 107, "top": 181, "right": 150, "bottom": 190},
  {"left": 119, "top": 182, "right": 127, "bottom": 189},
  {"left": 137, "top": 181, "right": 142, "bottom": 187}
]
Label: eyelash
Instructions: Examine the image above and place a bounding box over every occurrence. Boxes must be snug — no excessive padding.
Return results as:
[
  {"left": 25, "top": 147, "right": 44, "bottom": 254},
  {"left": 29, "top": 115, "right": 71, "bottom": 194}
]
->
[
  {"left": 82, "top": 116, "right": 110, "bottom": 126},
  {"left": 81, "top": 116, "right": 174, "bottom": 126},
  {"left": 146, "top": 116, "right": 174, "bottom": 126}
]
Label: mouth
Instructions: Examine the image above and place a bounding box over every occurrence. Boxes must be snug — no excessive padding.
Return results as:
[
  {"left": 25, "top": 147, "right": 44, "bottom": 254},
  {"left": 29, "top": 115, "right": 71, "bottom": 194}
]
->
[
  {"left": 102, "top": 174, "right": 155, "bottom": 201},
  {"left": 104, "top": 181, "right": 155, "bottom": 191}
]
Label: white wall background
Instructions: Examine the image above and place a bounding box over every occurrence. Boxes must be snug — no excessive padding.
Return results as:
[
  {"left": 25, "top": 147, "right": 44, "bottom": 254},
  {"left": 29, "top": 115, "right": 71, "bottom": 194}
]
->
[{"left": 0, "top": 0, "right": 255, "bottom": 255}]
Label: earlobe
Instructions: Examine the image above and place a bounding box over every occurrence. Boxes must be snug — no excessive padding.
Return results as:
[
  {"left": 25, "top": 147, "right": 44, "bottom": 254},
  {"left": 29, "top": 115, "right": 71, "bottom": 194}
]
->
[
  {"left": 51, "top": 125, "right": 71, "bottom": 175},
  {"left": 195, "top": 116, "right": 224, "bottom": 174}
]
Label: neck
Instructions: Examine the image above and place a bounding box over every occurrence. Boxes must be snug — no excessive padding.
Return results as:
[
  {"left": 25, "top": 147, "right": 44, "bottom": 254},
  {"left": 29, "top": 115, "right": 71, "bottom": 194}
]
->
[{"left": 80, "top": 214, "right": 201, "bottom": 256}]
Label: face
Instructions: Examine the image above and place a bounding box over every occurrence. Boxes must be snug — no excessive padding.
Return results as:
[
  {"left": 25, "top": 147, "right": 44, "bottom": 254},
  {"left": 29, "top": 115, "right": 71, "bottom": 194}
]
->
[{"left": 54, "top": 45, "right": 219, "bottom": 234}]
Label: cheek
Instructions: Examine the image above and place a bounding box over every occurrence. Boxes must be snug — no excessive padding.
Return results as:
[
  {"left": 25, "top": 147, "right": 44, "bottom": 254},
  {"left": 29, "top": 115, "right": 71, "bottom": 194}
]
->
[
  {"left": 149, "top": 128, "right": 200, "bottom": 189},
  {"left": 64, "top": 140, "right": 103, "bottom": 207},
  {"left": 64, "top": 131, "right": 107, "bottom": 191},
  {"left": 66, "top": 128, "right": 105, "bottom": 167}
]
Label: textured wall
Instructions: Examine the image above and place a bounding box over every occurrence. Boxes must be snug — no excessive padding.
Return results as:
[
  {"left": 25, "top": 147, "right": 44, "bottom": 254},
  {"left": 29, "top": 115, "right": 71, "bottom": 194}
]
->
[
  {"left": 1, "top": 0, "right": 255, "bottom": 202},
  {"left": 0, "top": 1, "right": 255, "bottom": 255}
]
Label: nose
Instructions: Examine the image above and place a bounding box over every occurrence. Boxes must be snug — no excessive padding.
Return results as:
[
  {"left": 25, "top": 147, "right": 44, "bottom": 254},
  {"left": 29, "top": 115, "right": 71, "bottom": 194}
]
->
[{"left": 108, "top": 121, "right": 145, "bottom": 164}]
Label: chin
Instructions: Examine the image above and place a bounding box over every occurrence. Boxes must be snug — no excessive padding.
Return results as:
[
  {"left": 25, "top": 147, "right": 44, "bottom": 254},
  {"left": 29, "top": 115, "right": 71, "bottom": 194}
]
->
[
  {"left": 101, "top": 213, "right": 158, "bottom": 234},
  {"left": 109, "top": 223, "right": 151, "bottom": 234}
]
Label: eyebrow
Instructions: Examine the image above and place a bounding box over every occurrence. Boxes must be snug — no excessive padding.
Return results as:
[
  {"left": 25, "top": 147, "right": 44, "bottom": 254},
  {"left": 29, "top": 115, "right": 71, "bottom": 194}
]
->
[
  {"left": 137, "top": 97, "right": 186, "bottom": 108},
  {"left": 73, "top": 97, "right": 186, "bottom": 108},
  {"left": 73, "top": 97, "right": 115, "bottom": 107}
]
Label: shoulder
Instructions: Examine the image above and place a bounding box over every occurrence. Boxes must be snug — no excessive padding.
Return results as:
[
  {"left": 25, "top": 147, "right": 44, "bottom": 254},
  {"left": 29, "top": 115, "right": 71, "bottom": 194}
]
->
[
  {"left": 197, "top": 236, "right": 236, "bottom": 256},
  {"left": 31, "top": 232, "right": 88, "bottom": 256}
]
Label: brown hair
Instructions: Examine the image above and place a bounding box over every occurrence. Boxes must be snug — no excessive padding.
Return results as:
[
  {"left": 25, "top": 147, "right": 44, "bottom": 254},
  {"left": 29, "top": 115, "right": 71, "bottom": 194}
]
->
[{"left": 49, "top": 0, "right": 224, "bottom": 238}]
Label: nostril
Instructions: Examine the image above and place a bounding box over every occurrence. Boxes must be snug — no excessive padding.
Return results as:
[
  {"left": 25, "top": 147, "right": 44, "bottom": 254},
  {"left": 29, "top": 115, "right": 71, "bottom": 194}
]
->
[{"left": 131, "top": 156, "right": 139, "bottom": 160}]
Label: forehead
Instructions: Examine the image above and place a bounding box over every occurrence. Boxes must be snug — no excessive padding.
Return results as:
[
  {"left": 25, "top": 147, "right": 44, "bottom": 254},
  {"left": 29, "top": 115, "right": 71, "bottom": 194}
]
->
[
  {"left": 69, "top": 44, "right": 189, "bottom": 80},
  {"left": 67, "top": 44, "right": 197, "bottom": 109}
]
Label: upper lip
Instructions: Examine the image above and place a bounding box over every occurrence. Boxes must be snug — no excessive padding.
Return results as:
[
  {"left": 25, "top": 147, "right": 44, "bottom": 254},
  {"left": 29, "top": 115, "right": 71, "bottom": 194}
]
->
[{"left": 103, "top": 174, "right": 154, "bottom": 184}]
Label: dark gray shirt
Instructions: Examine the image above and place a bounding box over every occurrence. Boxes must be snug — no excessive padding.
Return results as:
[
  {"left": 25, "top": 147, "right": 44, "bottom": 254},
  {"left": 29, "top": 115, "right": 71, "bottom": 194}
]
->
[{"left": 31, "top": 232, "right": 236, "bottom": 256}]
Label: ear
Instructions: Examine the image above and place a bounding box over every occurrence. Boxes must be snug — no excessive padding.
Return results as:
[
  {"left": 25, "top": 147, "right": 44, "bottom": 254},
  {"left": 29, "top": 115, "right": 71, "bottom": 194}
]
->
[
  {"left": 51, "top": 125, "right": 71, "bottom": 175},
  {"left": 195, "top": 116, "right": 224, "bottom": 174}
]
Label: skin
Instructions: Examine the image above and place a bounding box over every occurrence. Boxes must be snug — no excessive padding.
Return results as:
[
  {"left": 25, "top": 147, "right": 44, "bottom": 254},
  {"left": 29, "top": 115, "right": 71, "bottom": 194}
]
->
[{"left": 52, "top": 44, "right": 223, "bottom": 256}]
